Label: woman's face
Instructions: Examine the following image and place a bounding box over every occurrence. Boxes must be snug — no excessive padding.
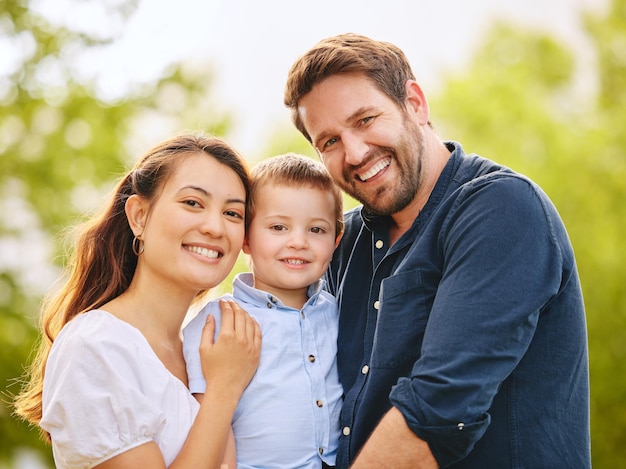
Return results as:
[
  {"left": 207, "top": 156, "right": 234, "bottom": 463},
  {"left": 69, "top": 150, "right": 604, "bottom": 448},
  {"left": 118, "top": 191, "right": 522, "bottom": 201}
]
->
[{"left": 138, "top": 153, "right": 246, "bottom": 295}]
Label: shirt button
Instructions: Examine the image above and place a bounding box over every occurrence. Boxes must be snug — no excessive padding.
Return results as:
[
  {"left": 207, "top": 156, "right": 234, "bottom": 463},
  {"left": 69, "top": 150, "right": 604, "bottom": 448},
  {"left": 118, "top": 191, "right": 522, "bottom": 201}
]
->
[
  {"left": 373, "top": 300, "right": 380, "bottom": 310},
  {"left": 266, "top": 302, "right": 273, "bottom": 309},
  {"left": 361, "top": 365, "right": 369, "bottom": 375},
  {"left": 301, "top": 311, "right": 305, "bottom": 319},
  {"left": 308, "top": 354, "right": 316, "bottom": 363},
  {"left": 318, "top": 448, "right": 324, "bottom": 455},
  {"left": 342, "top": 426, "right": 351, "bottom": 436},
  {"left": 375, "top": 239, "right": 384, "bottom": 249},
  {"left": 457, "top": 422, "right": 465, "bottom": 430},
  {"left": 316, "top": 399, "right": 324, "bottom": 407}
]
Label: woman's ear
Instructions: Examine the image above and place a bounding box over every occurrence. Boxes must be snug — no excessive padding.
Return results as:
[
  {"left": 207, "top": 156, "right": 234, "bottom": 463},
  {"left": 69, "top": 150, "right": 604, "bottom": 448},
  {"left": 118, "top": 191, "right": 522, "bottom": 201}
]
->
[
  {"left": 125, "top": 194, "right": 147, "bottom": 237},
  {"left": 242, "top": 235, "right": 252, "bottom": 255}
]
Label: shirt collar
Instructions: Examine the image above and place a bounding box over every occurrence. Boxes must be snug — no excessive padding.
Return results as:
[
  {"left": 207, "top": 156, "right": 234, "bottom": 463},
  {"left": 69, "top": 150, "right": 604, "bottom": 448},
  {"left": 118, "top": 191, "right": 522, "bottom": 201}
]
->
[{"left": 233, "top": 272, "right": 326, "bottom": 309}]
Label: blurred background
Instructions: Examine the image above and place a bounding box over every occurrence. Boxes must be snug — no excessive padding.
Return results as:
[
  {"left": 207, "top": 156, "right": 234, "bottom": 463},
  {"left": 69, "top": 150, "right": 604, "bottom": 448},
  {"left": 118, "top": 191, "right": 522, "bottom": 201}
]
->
[{"left": 1, "top": 0, "right": 624, "bottom": 466}]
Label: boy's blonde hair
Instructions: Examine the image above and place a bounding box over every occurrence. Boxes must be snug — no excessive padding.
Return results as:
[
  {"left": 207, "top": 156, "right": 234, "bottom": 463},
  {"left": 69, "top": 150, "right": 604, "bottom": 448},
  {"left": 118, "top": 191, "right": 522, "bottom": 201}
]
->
[{"left": 248, "top": 153, "right": 344, "bottom": 237}]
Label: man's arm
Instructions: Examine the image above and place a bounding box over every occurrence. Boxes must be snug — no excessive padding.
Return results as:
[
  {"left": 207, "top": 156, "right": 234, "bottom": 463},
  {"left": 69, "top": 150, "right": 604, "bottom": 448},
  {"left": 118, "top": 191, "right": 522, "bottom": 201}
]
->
[{"left": 351, "top": 407, "right": 438, "bottom": 468}]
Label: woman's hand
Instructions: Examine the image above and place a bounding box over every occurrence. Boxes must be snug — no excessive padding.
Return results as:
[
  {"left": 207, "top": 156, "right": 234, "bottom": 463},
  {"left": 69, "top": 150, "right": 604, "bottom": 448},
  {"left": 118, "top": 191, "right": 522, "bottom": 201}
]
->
[{"left": 199, "top": 300, "right": 261, "bottom": 400}]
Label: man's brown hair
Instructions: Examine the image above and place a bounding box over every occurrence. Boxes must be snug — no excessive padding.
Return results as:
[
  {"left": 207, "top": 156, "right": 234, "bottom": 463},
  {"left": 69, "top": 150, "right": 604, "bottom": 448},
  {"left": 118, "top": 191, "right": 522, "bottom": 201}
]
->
[{"left": 284, "top": 33, "right": 416, "bottom": 143}]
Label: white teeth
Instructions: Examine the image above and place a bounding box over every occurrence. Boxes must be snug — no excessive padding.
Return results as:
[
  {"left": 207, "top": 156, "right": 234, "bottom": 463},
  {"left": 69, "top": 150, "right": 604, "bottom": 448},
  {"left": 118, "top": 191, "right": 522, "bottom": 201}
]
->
[
  {"left": 284, "top": 259, "right": 306, "bottom": 265},
  {"left": 358, "top": 158, "right": 390, "bottom": 181},
  {"left": 187, "top": 246, "right": 219, "bottom": 259}
]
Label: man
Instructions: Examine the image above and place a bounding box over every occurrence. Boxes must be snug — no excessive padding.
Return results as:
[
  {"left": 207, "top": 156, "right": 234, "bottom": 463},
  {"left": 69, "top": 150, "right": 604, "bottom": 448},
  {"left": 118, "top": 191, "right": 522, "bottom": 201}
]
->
[{"left": 284, "top": 33, "right": 590, "bottom": 468}]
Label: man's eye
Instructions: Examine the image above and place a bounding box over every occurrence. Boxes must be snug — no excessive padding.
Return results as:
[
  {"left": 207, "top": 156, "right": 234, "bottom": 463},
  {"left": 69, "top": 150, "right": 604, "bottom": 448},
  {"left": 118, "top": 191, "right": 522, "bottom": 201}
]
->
[
  {"left": 361, "top": 116, "right": 374, "bottom": 125},
  {"left": 324, "top": 137, "right": 339, "bottom": 149}
]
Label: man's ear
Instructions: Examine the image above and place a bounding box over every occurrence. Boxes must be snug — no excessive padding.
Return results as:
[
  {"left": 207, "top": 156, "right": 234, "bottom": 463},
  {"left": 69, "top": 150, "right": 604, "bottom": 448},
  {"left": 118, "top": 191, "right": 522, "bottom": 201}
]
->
[
  {"left": 125, "top": 194, "right": 147, "bottom": 237},
  {"left": 404, "top": 79, "right": 430, "bottom": 126}
]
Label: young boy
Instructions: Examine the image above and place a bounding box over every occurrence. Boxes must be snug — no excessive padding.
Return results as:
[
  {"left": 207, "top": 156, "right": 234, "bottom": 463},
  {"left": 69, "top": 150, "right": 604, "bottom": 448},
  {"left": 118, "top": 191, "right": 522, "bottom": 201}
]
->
[{"left": 183, "top": 153, "right": 344, "bottom": 469}]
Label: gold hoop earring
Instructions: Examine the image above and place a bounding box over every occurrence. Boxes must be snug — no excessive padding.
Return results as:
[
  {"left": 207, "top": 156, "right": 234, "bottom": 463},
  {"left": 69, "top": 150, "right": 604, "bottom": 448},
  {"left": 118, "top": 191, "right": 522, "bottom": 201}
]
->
[{"left": 132, "top": 236, "right": 144, "bottom": 256}]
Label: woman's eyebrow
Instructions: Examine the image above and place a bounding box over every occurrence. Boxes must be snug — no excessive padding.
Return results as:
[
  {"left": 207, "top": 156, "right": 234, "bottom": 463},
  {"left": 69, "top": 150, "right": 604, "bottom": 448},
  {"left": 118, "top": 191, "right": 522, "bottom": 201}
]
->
[{"left": 179, "top": 185, "right": 246, "bottom": 205}]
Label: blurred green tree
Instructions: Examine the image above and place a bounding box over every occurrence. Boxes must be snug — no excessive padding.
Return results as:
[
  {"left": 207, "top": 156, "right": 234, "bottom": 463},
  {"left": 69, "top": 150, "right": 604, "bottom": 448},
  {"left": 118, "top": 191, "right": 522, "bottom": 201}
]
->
[
  {"left": 0, "top": 0, "right": 231, "bottom": 466},
  {"left": 430, "top": 1, "right": 626, "bottom": 466},
  {"left": 3, "top": 0, "right": 624, "bottom": 466}
]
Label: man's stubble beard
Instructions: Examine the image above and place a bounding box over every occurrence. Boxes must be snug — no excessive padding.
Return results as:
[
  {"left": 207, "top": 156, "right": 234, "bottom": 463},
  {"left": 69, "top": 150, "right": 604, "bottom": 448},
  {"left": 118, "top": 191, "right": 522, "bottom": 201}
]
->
[{"left": 342, "top": 119, "right": 424, "bottom": 217}]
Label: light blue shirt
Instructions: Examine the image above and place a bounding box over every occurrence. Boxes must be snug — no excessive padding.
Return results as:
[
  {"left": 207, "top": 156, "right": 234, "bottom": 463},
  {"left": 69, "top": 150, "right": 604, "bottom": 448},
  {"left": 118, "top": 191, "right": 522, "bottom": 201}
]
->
[{"left": 183, "top": 272, "right": 342, "bottom": 468}]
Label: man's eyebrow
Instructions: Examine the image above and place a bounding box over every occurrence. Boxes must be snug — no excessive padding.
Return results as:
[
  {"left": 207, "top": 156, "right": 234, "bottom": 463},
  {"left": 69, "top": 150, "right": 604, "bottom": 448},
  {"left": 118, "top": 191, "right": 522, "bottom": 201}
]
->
[
  {"left": 346, "top": 106, "right": 375, "bottom": 123},
  {"left": 313, "top": 106, "right": 376, "bottom": 149}
]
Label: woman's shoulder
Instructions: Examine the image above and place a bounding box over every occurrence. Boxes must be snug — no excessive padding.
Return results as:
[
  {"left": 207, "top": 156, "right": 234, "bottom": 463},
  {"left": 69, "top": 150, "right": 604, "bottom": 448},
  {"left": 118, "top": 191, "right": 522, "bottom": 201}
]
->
[
  {"left": 50, "top": 310, "right": 154, "bottom": 378},
  {"left": 56, "top": 310, "right": 143, "bottom": 347},
  {"left": 42, "top": 310, "right": 175, "bottom": 469}
]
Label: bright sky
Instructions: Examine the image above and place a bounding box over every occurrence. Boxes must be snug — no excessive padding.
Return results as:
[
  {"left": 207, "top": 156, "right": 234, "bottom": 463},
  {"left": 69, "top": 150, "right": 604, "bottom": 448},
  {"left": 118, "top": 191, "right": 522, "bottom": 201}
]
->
[
  {"left": 29, "top": 0, "right": 607, "bottom": 159},
  {"left": 6, "top": 0, "right": 607, "bottom": 311}
]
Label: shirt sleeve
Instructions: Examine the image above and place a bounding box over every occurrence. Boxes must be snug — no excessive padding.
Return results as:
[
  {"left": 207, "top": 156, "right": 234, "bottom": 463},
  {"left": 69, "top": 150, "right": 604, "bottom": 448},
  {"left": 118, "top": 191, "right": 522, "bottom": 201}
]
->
[
  {"left": 41, "top": 320, "right": 166, "bottom": 468},
  {"left": 182, "top": 300, "right": 223, "bottom": 395},
  {"left": 390, "top": 175, "right": 564, "bottom": 465}
]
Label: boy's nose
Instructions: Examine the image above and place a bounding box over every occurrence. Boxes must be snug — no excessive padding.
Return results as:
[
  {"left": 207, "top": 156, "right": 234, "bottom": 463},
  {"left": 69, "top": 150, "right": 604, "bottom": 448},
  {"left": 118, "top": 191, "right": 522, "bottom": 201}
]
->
[{"left": 287, "top": 230, "right": 308, "bottom": 248}]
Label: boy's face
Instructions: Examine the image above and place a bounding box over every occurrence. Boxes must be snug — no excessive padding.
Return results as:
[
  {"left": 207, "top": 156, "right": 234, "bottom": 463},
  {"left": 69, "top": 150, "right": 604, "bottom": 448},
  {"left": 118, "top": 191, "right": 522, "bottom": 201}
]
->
[{"left": 243, "top": 184, "right": 339, "bottom": 299}]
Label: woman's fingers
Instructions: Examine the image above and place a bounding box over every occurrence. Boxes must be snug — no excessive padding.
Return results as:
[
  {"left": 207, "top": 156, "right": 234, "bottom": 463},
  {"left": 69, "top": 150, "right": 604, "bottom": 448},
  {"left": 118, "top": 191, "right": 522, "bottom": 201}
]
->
[
  {"left": 219, "top": 299, "right": 234, "bottom": 332},
  {"left": 198, "top": 314, "right": 216, "bottom": 361},
  {"left": 201, "top": 314, "right": 216, "bottom": 345},
  {"left": 221, "top": 300, "right": 260, "bottom": 343},
  {"left": 206, "top": 300, "right": 261, "bottom": 388}
]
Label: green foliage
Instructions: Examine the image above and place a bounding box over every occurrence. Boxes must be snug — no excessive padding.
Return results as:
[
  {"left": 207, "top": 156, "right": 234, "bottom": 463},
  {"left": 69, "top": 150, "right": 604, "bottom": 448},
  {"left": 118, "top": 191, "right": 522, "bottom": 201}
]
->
[
  {"left": 0, "top": 1, "right": 232, "bottom": 466},
  {"left": 0, "top": 273, "right": 54, "bottom": 467},
  {"left": 430, "top": 4, "right": 626, "bottom": 466},
  {"left": 2, "top": 0, "right": 624, "bottom": 466}
]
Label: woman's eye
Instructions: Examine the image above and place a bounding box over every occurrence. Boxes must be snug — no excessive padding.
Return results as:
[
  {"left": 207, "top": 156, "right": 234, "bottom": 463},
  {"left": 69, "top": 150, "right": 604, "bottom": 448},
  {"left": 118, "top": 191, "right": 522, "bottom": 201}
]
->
[
  {"left": 224, "top": 210, "right": 243, "bottom": 219},
  {"left": 185, "top": 200, "right": 201, "bottom": 208}
]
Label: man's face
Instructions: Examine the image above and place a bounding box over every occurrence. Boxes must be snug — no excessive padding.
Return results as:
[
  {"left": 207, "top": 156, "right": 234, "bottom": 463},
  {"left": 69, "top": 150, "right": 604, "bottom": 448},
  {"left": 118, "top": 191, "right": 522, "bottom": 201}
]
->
[{"left": 298, "top": 72, "right": 425, "bottom": 216}]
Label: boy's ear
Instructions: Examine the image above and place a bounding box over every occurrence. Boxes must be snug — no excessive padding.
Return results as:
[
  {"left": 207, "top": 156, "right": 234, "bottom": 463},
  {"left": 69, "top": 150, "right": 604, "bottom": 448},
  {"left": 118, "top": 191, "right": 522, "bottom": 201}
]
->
[
  {"left": 242, "top": 236, "right": 252, "bottom": 255},
  {"left": 334, "top": 231, "right": 343, "bottom": 249},
  {"left": 125, "top": 194, "right": 148, "bottom": 236}
]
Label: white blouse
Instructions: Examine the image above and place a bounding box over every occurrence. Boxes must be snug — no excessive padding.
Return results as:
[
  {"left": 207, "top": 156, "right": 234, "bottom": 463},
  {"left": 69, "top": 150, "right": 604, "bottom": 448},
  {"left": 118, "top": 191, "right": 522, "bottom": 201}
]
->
[{"left": 41, "top": 310, "right": 200, "bottom": 468}]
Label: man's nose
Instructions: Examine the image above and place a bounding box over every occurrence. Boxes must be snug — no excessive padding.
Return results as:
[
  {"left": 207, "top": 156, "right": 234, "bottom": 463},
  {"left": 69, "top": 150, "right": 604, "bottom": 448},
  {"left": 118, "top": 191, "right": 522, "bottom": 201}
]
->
[{"left": 342, "top": 131, "right": 368, "bottom": 166}]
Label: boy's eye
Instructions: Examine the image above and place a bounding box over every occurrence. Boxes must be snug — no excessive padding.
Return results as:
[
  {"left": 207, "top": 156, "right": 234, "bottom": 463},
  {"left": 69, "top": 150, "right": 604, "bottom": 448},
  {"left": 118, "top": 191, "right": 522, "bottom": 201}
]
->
[
  {"left": 271, "top": 225, "right": 286, "bottom": 231},
  {"left": 310, "top": 227, "right": 325, "bottom": 234}
]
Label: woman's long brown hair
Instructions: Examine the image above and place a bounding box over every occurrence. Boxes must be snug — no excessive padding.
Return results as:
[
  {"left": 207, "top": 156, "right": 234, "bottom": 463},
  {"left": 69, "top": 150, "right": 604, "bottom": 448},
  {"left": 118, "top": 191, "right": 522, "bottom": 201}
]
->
[{"left": 12, "top": 132, "right": 249, "bottom": 440}]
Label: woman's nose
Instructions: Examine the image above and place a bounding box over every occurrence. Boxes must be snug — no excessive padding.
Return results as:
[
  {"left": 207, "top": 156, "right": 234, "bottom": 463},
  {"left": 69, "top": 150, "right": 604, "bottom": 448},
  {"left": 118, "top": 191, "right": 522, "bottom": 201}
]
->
[{"left": 201, "top": 211, "right": 225, "bottom": 237}]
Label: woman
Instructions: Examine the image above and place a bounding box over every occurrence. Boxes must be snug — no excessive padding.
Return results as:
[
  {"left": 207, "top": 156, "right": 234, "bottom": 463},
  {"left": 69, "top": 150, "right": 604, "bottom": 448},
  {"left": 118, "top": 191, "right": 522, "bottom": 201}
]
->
[{"left": 14, "top": 132, "right": 261, "bottom": 468}]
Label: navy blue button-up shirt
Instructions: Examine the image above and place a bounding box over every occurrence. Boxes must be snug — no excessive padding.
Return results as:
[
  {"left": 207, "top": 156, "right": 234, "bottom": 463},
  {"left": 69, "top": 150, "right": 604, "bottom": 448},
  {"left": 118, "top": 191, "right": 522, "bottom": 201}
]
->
[{"left": 327, "top": 142, "right": 590, "bottom": 468}]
